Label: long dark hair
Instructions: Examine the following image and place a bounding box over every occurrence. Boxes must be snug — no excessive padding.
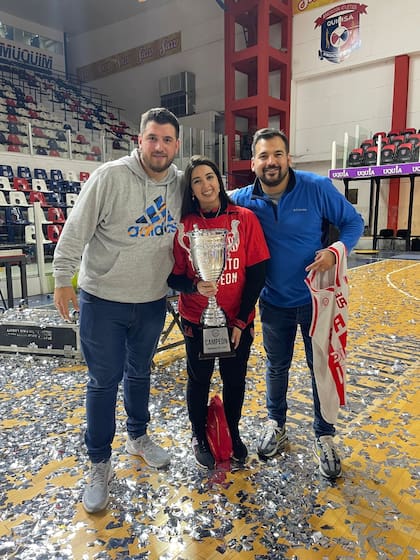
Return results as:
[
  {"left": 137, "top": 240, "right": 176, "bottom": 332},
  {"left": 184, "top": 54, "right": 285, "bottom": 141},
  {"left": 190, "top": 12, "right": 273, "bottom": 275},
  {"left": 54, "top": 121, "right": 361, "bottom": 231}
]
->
[{"left": 181, "top": 155, "right": 232, "bottom": 218}]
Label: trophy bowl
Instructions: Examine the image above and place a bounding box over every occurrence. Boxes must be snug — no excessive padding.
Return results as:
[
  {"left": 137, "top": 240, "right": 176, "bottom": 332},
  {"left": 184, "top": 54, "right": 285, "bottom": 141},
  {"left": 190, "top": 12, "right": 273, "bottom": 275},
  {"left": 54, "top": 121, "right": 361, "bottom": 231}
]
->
[{"left": 188, "top": 228, "right": 228, "bottom": 327}]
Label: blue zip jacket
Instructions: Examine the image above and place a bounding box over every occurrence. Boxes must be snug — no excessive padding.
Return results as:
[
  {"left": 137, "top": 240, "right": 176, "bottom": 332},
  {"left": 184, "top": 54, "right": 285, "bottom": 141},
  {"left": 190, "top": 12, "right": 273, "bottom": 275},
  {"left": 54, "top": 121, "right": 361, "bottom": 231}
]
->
[{"left": 230, "top": 168, "right": 364, "bottom": 308}]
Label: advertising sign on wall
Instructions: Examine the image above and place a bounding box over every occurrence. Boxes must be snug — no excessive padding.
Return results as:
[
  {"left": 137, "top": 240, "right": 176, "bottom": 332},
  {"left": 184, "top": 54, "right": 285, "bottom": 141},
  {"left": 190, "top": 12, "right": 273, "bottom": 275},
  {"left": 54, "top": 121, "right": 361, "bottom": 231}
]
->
[
  {"left": 293, "top": 0, "right": 337, "bottom": 15},
  {"left": 77, "top": 32, "right": 181, "bottom": 82}
]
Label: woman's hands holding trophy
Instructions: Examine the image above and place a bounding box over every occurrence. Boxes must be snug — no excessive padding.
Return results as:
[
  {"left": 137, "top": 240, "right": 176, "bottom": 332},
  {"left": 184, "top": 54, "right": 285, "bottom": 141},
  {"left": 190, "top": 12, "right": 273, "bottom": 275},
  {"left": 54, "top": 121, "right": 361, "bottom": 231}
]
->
[{"left": 196, "top": 280, "right": 218, "bottom": 297}]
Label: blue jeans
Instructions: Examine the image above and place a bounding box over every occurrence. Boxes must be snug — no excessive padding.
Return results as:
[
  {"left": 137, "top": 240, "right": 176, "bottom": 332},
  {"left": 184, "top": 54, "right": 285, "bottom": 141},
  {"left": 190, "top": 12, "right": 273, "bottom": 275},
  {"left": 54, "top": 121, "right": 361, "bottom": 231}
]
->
[
  {"left": 79, "top": 289, "right": 167, "bottom": 463},
  {"left": 259, "top": 299, "right": 335, "bottom": 438}
]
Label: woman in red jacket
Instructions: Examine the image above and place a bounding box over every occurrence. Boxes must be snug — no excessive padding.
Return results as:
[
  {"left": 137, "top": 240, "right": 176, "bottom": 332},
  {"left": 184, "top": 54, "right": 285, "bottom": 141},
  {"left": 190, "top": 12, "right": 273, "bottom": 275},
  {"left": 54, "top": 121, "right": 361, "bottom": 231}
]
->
[{"left": 168, "top": 155, "right": 270, "bottom": 469}]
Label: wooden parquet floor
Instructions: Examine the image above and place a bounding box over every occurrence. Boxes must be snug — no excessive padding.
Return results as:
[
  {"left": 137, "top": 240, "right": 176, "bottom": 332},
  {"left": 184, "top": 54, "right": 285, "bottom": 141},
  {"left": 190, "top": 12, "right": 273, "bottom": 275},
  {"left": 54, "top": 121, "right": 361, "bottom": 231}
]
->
[{"left": 0, "top": 258, "right": 419, "bottom": 559}]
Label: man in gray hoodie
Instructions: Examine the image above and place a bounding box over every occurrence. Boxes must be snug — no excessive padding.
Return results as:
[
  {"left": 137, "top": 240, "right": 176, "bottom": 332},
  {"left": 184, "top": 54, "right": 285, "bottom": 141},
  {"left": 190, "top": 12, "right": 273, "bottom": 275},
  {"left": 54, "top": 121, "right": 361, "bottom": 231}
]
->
[{"left": 53, "top": 107, "right": 183, "bottom": 513}]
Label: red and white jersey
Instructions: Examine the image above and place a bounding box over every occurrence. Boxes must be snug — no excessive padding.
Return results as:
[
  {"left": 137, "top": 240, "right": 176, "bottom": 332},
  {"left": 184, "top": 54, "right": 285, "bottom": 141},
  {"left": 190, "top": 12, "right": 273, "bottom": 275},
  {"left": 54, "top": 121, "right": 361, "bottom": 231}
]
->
[{"left": 304, "top": 241, "right": 348, "bottom": 424}]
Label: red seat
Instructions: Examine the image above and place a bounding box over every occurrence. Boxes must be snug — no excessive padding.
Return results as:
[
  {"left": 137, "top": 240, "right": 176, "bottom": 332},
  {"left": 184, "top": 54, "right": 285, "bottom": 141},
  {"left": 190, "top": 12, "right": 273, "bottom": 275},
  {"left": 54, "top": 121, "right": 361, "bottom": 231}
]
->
[
  {"left": 8, "top": 145, "right": 20, "bottom": 152},
  {"left": 13, "top": 177, "right": 31, "bottom": 191},
  {"left": 79, "top": 171, "right": 90, "bottom": 182},
  {"left": 8, "top": 134, "right": 22, "bottom": 145},
  {"left": 363, "top": 146, "right": 379, "bottom": 166},
  {"left": 47, "top": 224, "right": 63, "bottom": 243},
  {"left": 401, "top": 128, "right": 416, "bottom": 141},
  {"left": 373, "top": 132, "right": 387, "bottom": 145},
  {"left": 33, "top": 127, "right": 46, "bottom": 138},
  {"left": 406, "top": 133, "right": 420, "bottom": 147},
  {"left": 7, "top": 114, "right": 18, "bottom": 122},
  {"left": 29, "top": 191, "right": 50, "bottom": 207},
  {"left": 360, "top": 138, "right": 374, "bottom": 152},
  {"left": 390, "top": 135, "right": 405, "bottom": 148},
  {"left": 380, "top": 144, "right": 396, "bottom": 164},
  {"left": 395, "top": 142, "right": 414, "bottom": 162},
  {"left": 47, "top": 207, "right": 66, "bottom": 223},
  {"left": 347, "top": 148, "right": 364, "bottom": 167},
  {"left": 76, "top": 133, "right": 88, "bottom": 144},
  {"left": 49, "top": 150, "right": 60, "bottom": 157}
]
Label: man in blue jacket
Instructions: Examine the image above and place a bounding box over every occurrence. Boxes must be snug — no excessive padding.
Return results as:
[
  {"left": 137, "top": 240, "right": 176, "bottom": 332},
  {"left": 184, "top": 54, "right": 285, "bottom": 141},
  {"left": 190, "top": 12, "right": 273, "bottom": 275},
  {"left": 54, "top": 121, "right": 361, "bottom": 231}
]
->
[{"left": 230, "top": 128, "right": 364, "bottom": 478}]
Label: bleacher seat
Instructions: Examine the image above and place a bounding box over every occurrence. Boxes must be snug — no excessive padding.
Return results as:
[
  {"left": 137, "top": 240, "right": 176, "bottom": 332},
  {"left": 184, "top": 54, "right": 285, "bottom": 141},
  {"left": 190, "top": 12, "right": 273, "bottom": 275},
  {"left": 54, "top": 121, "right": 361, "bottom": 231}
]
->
[
  {"left": 50, "top": 169, "right": 64, "bottom": 181},
  {"left": 47, "top": 224, "right": 63, "bottom": 243},
  {"left": 360, "top": 139, "right": 375, "bottom": 152},
  {"left": 8, "top": 191, "right": 28, "bottom": 206},
  {"left": 347, "top": 148, "right": 364, "bottom": 167},
  {"left": 373, "top": 132, "right": 388, "bottom": 145},
  {"left": 65, "top": 193, "right": 78, "bottom": 207},
  {"left": 401, "top": 128, "right": 416, "bottom": 141},
  {"left": 25, "top": 224, "right": 49, "bottom": 245},
  {"left": 34, "top": 168, "right": 48, "bottom": 181},
  {"left": 363, "top": 146, "right": 379, "bottom": 166},
  {"left": 17, "top": 166, "right": 32, "bottom": 179},
  {"left": 0, "top": 191, "right": 11, "bottom": 206},
  {"left": 406, "top": 133, "right": 420, "bottom": 147},
  {"left": 13, "top": 178, "right": 31, "bottom": 191},
  {"left": 31, "top": 179, "right": 50, "bottom": 192},
  {"left": 80, "top": 171, "right": 90, "bottom": 182},
  {"left": 389, "top": 135, "right": 405, "bottom": 148},
  {"left": 8, "top": 145, "right": 21, "bottom": 153},
  {"left": 0, "top": 165, "right": 14, "bottom": 178},
  {"left": 395, "top": 143, "right": 414, "bottom": 162},
  {"left": 388, "top": 130, "right": 400, "bottom": 142},
  {"left": 29, "top": 191, "right": 49, "bottom": 207},
  {"left": 0, "top": 177, "right": 12, "bottom": 191},
  {"left": 381, "top": 144, "right": 396, "bottom": 164},
  {"left": 47, "top": 207, "right": 66, "bottom": 223}
]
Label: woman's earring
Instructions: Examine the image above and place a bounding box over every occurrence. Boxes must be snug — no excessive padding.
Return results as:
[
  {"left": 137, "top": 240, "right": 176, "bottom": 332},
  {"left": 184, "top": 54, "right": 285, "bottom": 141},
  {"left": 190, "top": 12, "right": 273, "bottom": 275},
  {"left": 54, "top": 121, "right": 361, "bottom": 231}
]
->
[{"left": 192, "top": 194, "right": 195, "bottom": 200}]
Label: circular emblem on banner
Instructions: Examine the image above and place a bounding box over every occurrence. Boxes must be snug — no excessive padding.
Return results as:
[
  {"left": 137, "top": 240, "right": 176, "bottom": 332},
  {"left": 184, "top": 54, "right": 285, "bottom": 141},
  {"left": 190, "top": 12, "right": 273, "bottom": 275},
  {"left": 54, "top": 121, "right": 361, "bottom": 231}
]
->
[{"left": 330, "top": 26, "right": 349, "bottom": 48}]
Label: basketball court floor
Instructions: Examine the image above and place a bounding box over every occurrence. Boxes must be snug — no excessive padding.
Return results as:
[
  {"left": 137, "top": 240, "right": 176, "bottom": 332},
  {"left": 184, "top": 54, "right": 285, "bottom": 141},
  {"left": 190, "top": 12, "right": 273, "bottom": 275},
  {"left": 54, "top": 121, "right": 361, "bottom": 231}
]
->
[{"left": 0, "top": 255, "right": 419, "bottom": 559}]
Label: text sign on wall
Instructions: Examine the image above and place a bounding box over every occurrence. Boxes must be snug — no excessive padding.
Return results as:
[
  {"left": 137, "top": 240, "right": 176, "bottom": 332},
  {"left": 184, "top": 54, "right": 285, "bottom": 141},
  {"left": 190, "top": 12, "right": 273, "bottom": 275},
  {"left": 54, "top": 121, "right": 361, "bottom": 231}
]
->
[
  {"left": 293, "top": 0, "right": 337, "bottom": 15},
  {"left": 77, "top": 32, "right": 181, "bottom": 82}
]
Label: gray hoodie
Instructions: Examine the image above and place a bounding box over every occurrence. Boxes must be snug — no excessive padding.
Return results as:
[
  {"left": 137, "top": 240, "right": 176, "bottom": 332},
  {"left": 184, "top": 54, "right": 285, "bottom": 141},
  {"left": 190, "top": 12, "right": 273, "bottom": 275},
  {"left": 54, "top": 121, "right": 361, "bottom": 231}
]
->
[{"left": 53, "top": 149, "right": 184, "bottom": 303}]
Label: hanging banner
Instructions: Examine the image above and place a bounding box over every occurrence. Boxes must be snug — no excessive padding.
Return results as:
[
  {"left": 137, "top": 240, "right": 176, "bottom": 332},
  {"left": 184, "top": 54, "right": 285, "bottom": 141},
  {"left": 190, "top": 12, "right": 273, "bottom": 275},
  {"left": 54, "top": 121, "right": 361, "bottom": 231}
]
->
[
  {"left": 315, "top": 3, "right": 367, "bottom": 64},
  {"left": 77, "top": 31, "right": 181, "bottom": 82},
  {"left": 293, "top": 0, "right": 337, "bottom": 15}
]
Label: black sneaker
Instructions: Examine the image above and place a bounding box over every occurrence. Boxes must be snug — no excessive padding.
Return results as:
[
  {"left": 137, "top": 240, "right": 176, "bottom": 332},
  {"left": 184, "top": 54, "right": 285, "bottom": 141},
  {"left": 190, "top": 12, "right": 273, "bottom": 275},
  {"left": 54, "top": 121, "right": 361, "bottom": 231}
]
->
[
  {"left": 232, "top": 436, "right": 248, "bottom": 463},
  {"left": 313, "top": 436, "right": 342, "bottom": 479},
  {"left": 192, "top": 436, "right": 215, "bottom": 469}
]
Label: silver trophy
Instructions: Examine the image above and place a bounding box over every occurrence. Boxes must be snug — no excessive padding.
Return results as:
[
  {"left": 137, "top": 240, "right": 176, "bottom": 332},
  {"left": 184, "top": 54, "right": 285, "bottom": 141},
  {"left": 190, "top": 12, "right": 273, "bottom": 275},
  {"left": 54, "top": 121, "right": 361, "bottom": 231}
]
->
[{"left": 178, "top": 224, "right": 236, "bottom": 358}]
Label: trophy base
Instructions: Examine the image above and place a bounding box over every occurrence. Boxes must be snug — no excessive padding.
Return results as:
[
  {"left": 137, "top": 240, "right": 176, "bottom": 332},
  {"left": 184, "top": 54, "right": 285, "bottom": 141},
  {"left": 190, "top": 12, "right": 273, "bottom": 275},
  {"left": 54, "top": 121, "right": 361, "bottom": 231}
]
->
[{"left": 199, "top": 325, "right": 236, "bottom": 360}]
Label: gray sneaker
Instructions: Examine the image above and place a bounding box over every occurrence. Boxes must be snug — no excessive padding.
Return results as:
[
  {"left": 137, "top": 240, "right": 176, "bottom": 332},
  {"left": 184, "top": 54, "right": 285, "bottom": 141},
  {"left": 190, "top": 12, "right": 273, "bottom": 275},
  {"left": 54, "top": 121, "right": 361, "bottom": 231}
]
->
[
  {"left": 82, "top": 459, "right": 113, "bottom": 513},
  {"left": 126, "top": 434, "right": 170, "bottom": 468},
  {"left": 257, "top": 419, "right": 288, "bottom": 458},
  {"left": 313, "top": 436, "right": 342, "bottom": 479}
]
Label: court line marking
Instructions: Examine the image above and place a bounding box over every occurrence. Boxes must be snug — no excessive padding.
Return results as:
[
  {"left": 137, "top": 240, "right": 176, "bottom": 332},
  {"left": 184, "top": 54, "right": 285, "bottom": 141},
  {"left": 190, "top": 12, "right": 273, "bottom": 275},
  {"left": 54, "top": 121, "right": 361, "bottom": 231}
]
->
[{"left": 386, "top": 262, "right": 420, "bottom": 301}]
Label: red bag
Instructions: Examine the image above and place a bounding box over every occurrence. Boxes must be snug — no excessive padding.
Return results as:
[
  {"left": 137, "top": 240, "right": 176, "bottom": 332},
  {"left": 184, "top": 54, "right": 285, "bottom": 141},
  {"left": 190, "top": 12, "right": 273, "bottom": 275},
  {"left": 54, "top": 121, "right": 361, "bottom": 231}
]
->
[{"left": 206, "top": 394, "right": 232, "bottom": 462}]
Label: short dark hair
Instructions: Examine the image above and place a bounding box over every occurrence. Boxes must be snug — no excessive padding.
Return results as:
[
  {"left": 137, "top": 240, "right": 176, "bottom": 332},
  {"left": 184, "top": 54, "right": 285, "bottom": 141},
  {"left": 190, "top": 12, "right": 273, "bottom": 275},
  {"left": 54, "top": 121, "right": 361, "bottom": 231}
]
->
[
  {"left": 181, "top": 155, "right": 232, "bottom": 218},
  {"left": 139, "top": 107, "right": 180, "bottom": 138},
  {"left": 251, "top": 128, "right": 289, "bottom": 156}
]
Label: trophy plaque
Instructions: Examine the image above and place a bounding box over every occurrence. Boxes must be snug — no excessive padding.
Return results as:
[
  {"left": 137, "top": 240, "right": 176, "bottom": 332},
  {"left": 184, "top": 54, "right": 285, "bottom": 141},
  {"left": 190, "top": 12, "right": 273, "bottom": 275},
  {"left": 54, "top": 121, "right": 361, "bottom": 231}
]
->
[{"left": 182, "top": 225, "right": 235, "bottom": 359}]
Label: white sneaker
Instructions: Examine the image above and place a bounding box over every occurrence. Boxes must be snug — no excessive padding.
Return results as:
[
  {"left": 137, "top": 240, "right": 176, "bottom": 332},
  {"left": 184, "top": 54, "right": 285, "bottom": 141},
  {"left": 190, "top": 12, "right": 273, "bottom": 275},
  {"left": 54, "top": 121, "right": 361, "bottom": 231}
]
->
[
  {"left": 126, "top": 434, "right": 170, "bottom": 468},
  {"left": 82, "top": 459, "right": 113, "bottom": 513},
  {"left": 257, "top": 419, "right": 288, "bottom": 458}
]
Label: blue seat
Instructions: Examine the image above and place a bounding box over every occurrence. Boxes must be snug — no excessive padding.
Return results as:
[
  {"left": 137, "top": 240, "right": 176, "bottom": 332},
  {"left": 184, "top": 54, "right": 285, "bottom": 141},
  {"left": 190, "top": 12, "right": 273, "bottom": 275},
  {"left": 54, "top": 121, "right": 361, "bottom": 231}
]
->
[
  {"left": 0, "top": 165, "right": 14, "bottom": 179},
  {"left": 17, "top": 166, "right": 32, "bottom": 179},
  {"left": 50, "top": 169, "right": 64, "bottom": 182},
  {"left": 34, "top": 168, "right": 48, "bottom": 180}
]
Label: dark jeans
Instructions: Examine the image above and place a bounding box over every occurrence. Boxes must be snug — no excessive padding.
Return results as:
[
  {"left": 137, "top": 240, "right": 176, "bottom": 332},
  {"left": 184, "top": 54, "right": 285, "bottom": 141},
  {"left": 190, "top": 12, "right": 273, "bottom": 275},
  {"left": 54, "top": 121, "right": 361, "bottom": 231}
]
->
[
  {"left": 181, "top": 318, "right": 254, "bottom": 441},
  {"left": 259, "top": 299, "right": 335, "bottom": 438},
  {"left": 79, "top": 289, "right": 167, "bottom": 463}
]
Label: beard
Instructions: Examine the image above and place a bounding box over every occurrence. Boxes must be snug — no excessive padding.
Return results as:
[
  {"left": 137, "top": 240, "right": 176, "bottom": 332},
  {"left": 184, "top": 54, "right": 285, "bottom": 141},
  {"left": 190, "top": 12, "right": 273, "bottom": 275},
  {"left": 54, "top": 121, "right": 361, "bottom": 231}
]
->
[
  {"left": 258, "top": 166, "right": 289, "bottom": 188},
  {"left": 140, "top": 152, "right": 173, "bottom": 174}
]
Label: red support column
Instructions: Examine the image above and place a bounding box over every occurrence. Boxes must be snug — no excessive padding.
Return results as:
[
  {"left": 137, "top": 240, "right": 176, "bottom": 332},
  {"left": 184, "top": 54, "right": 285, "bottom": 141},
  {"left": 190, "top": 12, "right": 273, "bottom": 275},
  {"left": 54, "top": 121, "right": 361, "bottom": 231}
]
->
[
  {"left": 224, "top": 0, "right": 292, "bottom": 188},
  {"left": 388, "top": 55, "right": 410, "bottom": 230}
]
